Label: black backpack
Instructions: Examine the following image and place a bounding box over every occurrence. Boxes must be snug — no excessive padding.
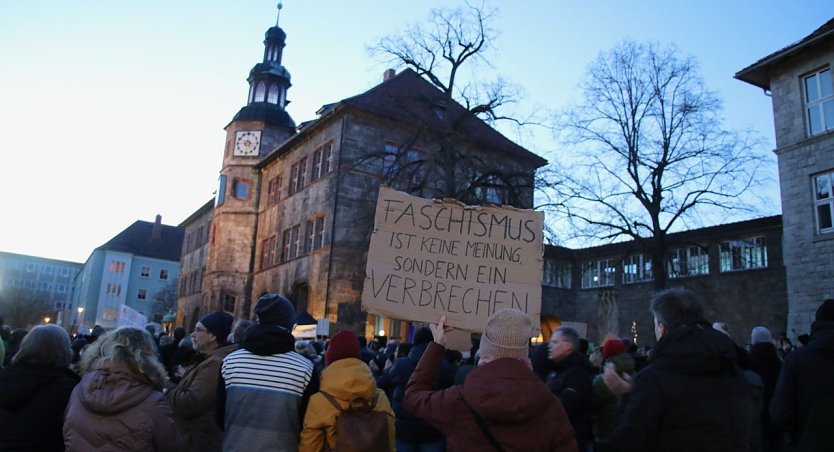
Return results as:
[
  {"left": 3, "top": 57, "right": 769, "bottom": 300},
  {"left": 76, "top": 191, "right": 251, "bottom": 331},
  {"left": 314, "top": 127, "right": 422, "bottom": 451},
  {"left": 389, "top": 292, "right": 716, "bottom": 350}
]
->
[{"left": 319, "top": 391, "right": 391, "bottom": 452}]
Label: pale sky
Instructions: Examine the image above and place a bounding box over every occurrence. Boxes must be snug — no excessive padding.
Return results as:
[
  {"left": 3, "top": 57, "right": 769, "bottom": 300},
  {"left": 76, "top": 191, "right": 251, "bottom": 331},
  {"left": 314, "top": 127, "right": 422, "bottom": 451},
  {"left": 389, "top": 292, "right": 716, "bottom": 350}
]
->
[{"left": 1, "top": 1, "right": 832, "bottom": 263}]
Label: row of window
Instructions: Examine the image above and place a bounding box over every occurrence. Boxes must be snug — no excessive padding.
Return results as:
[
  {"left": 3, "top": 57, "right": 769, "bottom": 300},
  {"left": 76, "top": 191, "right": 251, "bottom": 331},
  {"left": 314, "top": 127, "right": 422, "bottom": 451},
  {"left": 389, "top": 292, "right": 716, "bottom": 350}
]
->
[
  {"left": 261, "top": 217, "right": 326, "bottom": 269},
  {"left": 248, "top": 80, "right": 286, "bottom": 106},
  {"left": 109, "top": 262, "right": 169, "bottom": 280},
  {"left": 183, "top": 225, "right": 208, "bottom": 255},
  {"left": 178, "top": 270, "right": 204, "bottom": 297},
  {"left": 24, "top": 263, "right": 74, "bottom": 277},
  {"left": 3, "top": 278, "right": 68, "bottom": 293},
  {"left": 105, "top": 283, "right": 122, "bottom": 296},
  {"left": 543, "top": 236, "right": 769, "bottom": 290}
]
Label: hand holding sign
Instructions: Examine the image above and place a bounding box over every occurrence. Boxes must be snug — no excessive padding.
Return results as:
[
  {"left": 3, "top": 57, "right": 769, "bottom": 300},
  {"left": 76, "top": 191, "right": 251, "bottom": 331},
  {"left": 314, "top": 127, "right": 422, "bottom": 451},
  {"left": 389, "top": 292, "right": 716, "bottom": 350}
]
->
[{"left": 430, "top": 315, "right": 450, "bottom": 346}]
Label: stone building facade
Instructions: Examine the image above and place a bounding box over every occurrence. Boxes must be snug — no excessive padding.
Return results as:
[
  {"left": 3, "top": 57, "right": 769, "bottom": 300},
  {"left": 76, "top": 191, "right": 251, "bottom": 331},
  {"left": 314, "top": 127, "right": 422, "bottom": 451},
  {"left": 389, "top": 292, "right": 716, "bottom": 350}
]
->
[{"left": 736, "top": 17, "right": 834, "bottom": 337}]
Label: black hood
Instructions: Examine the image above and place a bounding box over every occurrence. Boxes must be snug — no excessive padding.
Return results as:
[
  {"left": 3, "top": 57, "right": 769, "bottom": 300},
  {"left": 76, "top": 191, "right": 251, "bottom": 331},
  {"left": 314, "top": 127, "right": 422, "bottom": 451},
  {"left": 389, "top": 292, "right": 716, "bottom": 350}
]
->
[
  {"left": 808, "top": 320, "right": 834, "bottom": 360},
  {"left": 0, "top": 364, "right": 79, "bottom": 411},
  {"left": 650, "top": 324, "right": 738, "bottom": 377},
  {"left": 241, "top": 324, "right": 295, "bottom": 356}
]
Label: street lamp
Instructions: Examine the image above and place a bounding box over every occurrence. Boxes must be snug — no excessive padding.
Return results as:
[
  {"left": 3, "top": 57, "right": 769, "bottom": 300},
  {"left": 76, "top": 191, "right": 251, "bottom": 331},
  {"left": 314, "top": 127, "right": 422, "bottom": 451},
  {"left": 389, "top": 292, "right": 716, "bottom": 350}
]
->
[
  {"left": 44, "top": 316, "right": 51, "bottom": 324},
  {"left": 74, "top": 307, "right": 85, "bottom": 336}
]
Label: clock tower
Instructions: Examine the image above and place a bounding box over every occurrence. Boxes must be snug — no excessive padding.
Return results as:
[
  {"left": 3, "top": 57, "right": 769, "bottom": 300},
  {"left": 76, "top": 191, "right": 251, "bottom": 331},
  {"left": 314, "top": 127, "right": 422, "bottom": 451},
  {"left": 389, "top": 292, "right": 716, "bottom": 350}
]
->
[{"left": 204, "top": 2, "right": 296, "bottom": 318}]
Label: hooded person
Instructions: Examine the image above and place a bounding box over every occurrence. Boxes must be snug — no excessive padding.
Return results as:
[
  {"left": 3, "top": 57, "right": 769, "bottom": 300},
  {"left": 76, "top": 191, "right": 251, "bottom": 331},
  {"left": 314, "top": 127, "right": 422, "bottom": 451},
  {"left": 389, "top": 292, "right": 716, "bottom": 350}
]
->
[
  {"left": 771, "top": 299, "right": 834, "bottom": 450},
  {"left": 299, "top": 330, "right": 395, "bottom": 452},
  {"left": 591, "top": 339, "right": 635, "bottom": 451},
  {"left": 376, "top": 326, "right": 455, "bottom": 451},
  {"left": 403, "top": 311, "right": 578, "bottom": 452},
  {"left": 165, "top": 312, "right": 236, "bottom": 452},
  {"left": 216, "top": 294, "right": 316, "bottom": 452}
]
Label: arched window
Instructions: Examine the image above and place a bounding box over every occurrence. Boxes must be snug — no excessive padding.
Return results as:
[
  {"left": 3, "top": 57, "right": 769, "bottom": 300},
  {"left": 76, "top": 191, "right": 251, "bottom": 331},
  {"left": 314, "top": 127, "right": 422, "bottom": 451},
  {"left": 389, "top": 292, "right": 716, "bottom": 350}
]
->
[
  {"left": 279, "top": 88, "right": 286, "bottom": 107},
  {"left": 254, "top": 81, "right": 266, "bottom": 103},
  {"left": 248, "top": 85, "right": 255, "bottom": 104},
  {"left": 268, "top": 83, "right": 279, "bottom": 104}
]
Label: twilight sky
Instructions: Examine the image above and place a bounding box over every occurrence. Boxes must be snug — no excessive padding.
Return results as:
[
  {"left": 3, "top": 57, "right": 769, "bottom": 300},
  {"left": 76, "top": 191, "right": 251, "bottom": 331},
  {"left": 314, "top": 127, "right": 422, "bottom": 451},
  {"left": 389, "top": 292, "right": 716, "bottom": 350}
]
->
[{"left": 1, "top": 1, "right": 832, "bottom": 263}]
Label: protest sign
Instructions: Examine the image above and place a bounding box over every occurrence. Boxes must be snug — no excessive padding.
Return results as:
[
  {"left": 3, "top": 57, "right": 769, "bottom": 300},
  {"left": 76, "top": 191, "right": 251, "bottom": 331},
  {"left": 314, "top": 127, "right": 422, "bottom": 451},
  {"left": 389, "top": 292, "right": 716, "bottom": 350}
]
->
[{"left": 362, "top": 187, "right": 543, "bottom": 332}]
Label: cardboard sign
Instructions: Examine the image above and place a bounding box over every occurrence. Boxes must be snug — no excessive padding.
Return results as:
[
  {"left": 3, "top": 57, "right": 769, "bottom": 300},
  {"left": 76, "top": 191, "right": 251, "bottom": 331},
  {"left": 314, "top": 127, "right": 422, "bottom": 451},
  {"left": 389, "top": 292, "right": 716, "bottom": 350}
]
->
[{"left": 362, "top": 187, "right": 543, "bottom": 332}]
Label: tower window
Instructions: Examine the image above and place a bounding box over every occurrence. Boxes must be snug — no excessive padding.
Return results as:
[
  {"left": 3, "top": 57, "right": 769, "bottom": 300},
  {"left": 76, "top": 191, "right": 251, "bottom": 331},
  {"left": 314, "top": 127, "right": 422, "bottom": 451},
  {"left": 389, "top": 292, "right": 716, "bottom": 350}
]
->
[
  {"left": 254, "top": 81, "right": 266, "bottom": 103},
  {"left": 268, "top": 83, "right": 279, "bottom": 104}
]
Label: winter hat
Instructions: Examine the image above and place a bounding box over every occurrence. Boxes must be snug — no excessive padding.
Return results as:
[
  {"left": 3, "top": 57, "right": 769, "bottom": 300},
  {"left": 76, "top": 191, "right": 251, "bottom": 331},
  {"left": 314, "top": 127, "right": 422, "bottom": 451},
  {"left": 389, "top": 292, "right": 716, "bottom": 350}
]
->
[
  {"left": 200, "top": 312, "right": 233, "bottom": 344},
  {"left": 325, "top": 330, "right": 360, "bottom": 366},
  {"left": 751, "top": 326, "right": 773, "bottom": 345},
  {"left": 602, "top": 338, "right": 627, "bottom": 359},
  {"left": 815, "top": 299, "right": 834, "bottom": 322},
  {"left": 478, "top": 309, "right": 534, "bottom": 359},
  {"left": 413, "top": 327, "right": 433, "bottom": 345},
  {"left": 254, "top": 294, "right": 296, "bottom": 329}
]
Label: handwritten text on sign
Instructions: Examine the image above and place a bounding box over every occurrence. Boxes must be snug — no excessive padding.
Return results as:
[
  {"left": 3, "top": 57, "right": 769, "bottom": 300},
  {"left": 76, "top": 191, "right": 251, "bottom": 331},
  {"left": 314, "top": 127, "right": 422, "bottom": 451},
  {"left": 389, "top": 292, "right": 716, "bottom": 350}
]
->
[{"left": 362, "top": 187, "right": 543, "bottom": 332}]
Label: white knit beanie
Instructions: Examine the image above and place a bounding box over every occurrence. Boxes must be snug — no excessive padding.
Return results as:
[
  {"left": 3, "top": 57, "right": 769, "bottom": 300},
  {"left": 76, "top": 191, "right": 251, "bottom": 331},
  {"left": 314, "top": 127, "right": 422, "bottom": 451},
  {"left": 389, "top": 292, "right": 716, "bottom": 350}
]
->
[{"left": 478, "top": 309, "right": 534, "bottom": 359}]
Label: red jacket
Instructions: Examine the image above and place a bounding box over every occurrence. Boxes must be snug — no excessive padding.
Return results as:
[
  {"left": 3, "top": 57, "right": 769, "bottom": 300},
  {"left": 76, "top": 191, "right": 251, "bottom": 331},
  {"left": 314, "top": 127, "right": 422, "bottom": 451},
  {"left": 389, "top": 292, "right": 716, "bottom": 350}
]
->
[{"left": 404, "top": 342, "right": 578, "bottom": 452}]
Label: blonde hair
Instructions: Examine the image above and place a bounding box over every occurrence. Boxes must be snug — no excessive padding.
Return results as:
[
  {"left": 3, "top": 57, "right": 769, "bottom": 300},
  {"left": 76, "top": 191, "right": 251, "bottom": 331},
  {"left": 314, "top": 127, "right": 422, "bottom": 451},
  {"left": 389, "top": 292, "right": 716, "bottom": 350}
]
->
[{"left": 80, "top": 326, "right": 167, "bottom": 389}]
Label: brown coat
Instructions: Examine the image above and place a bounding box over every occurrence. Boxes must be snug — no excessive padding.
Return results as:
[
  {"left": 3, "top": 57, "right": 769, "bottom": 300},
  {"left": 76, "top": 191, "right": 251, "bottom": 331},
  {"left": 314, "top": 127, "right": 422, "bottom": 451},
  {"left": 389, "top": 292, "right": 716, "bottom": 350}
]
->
[
  {"left": 166, "top": 343, "right": 237, "bottom": 452},
  {"left": 63, "top": 360, "right": 186, "bottom": 452},
  {"left": 403, "top": 342, "right": 578, "bottom": 452}
]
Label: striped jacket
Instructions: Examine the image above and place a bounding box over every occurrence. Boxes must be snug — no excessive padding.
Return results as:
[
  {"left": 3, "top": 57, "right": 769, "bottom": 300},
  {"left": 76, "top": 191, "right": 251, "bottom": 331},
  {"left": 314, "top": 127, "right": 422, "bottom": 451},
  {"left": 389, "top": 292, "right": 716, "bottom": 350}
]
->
[{"left": 218, "top": 325, "right": 315, "bottom": 452}]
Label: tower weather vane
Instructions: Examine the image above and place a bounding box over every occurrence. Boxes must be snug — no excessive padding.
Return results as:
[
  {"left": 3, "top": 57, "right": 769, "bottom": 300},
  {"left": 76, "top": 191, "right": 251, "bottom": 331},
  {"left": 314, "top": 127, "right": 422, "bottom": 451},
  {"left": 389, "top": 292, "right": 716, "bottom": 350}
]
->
[{"left": 276, "top": 2, "right": 283, "bottom": 26}]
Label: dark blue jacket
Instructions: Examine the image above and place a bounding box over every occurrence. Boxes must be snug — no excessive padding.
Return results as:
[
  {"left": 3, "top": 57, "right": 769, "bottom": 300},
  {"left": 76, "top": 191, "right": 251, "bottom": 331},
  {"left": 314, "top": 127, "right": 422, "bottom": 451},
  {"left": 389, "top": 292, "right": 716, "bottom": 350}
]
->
[
  {"left": 376, "top": 342, "right": 454, "bottom": 443},
  {"left": 546, "top": 350, "right": 595, "bottom": 443}
]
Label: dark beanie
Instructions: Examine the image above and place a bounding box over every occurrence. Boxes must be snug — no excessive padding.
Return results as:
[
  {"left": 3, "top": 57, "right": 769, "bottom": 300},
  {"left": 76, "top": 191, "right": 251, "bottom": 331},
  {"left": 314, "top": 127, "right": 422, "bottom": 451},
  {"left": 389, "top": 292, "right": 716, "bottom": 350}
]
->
[
  {"left": 254, "top": 294, "right": 296, "bottom": 329},
  {"left": 602, "top": 338, "right": 627, "bottom": 359},
  {"left": 325, "top": 330, "right": 360, "bottom": 366},
  {"left": 200, "top": 312, "right": 233, "bottom": 344},
  {"left": 816, "top": 299, "right": 834, "bottom": 322},
  {"left": 413, "top": 327, "right": 433, "bottom": 345}
]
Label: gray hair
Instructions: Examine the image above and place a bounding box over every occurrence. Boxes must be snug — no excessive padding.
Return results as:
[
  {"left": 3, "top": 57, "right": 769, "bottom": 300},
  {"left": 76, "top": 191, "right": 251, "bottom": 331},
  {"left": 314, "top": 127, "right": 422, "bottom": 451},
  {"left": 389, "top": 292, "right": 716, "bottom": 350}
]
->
[
  {"left": 80, "top": 326, "right": 167, "bottom": 390},
  {"left": 12, "top": 324, "right": 72, "bottom": 367},
  {"left": 651, "top": 288, "right": 707, "bottom": 330},
  {"left": 554, "top": 326, "right": 580, "bottom": 351},
  {"left": 231, "top": 319, "right": 255, "bottom": 344}
]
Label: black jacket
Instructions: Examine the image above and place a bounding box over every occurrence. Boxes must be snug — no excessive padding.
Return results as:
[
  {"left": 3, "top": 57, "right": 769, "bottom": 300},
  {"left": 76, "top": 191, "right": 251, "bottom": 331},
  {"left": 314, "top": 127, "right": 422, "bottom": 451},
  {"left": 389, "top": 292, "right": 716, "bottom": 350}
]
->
[
  {"left": 608, "top": 324, "right": 752, "bottom": 452},
  {"left": 0, "top": 363, "right": 80, "bottom": 451},
  {"left": 376, "top": 342, "right": 454, "bottom": 443},
  {"left": 770, "top": 320, "right": 834, "bottom": 451},
  {"left": 546, "top": 350, "right": 595, "bottom": 442}
]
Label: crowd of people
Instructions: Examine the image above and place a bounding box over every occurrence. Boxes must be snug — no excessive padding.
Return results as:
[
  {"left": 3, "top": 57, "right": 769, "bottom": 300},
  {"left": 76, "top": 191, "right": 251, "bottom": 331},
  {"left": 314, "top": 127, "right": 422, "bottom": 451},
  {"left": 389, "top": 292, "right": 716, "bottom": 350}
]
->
[{"left": 0, "top": 290, "right": 832, "bottom": 451}]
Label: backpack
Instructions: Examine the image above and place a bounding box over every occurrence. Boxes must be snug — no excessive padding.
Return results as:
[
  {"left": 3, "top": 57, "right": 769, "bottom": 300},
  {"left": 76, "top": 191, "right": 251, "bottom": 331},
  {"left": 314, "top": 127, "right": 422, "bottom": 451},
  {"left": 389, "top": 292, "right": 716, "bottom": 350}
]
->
[{"left": 319, "top": 391, "right": 390, "bottom": 452}]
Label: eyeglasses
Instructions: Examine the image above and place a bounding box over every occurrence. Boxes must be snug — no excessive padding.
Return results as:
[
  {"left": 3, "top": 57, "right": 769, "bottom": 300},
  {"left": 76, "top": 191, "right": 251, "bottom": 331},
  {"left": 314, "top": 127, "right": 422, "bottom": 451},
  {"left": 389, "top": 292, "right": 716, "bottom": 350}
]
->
[{"left": 194, "top": 327, "right": 207, "bottom": 333}]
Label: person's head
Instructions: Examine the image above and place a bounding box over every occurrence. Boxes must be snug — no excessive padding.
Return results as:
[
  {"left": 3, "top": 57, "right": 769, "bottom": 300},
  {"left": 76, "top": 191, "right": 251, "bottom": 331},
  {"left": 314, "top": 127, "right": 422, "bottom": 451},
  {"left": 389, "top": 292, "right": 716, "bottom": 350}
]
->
[
  {"left": 413, "top": 327, "right": 433, "bottom": 346},
  {"left": 797, "top": 333, "right": 810, "bottom": 347},
  {"left": 230, "top": 319, "right": 255, "bottom": 344},
  {"left": 253, "top": 294, "right": 296, "bottom": 330},
  {"left": 192, "top": 311, "right": 233, "bottom": 353},
  {"left": 9, "top": 328, "right": 28, "bottom": 347},
  {"left": 0, "top": 325, "right": 11, "bottom": 342},
  {"left": 548, "top": 326, "right": 579, "bottom": 362},
  {"left": 750, "top": 326, "right": 773, "bottom": 345},
  {"left": 295, "top": 339, "right": 309, "bottom": 354},
  {"left": 172, "top": 326, "right": 187, "bottom": 341},
  {"left": 650, "top": 288, "right": 707, "bottom": 340},
  {"left": 11, "top": 324, "right": 71, "bottom": 368},
  {"left": 80, "top": 326, "right": 167, "bottom": 389},
  {"left": 815, "top": 299, "right": 834, "bottom": 323},
  {"left": 713, "top": 322, "right": 731, "bottom": 337},
  {"left": 145, "top": 324, "right": 157, "bottom": 338},
  {"left": 396, "top": 342, "right": 413, "bottom": 358},
  {"left": 479, "top": 309, "right": 535, "bottom": 362},
  {"left": 601, "top": 338, "right": 627, "bottom": 360},
  {"left": 357, "top": 336, "right": 368, "bottom": 348},
  {"left": 325, "top": 330, "right": 360, "bottom": 366},
  {"left": 90, "top": 325, "right": 106, "bottom": 341},
  {"left": 159, "top": 335, "right": 173, "bottom": 346}
]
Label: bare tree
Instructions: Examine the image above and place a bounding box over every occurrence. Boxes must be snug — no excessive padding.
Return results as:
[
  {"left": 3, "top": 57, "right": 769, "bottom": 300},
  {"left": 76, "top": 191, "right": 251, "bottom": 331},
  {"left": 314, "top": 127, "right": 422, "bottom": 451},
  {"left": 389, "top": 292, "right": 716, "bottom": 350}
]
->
[
  {"left": 545, "top": 41, "right": 769, "bottom": 289},
  {"left": 152, "top": 280, "right": 178, "bottom": 323},
  {"left": 0, "top": 287, "right": 54, "bottom": 329},
  {"left": 365, "top": 2, "right": 542, "bottom": 207}
]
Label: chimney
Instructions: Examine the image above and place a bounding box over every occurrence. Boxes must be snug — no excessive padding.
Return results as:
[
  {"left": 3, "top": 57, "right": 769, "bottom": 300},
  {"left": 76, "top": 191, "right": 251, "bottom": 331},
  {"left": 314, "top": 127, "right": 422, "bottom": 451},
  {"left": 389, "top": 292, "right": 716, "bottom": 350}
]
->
[
  {"left": 383, "top": 69, "right": 395, "bottom": 82},
  {"left": 152, "top": 214, "right": 162, "bottom": 240}
]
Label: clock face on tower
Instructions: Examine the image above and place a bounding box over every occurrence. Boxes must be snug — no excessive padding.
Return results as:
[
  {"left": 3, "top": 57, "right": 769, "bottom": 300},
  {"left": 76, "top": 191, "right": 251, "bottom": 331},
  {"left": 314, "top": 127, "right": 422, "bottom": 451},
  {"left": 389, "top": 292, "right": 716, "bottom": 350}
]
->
[{"left": 234, "top": 130, "right": 262, "bottom": 157}]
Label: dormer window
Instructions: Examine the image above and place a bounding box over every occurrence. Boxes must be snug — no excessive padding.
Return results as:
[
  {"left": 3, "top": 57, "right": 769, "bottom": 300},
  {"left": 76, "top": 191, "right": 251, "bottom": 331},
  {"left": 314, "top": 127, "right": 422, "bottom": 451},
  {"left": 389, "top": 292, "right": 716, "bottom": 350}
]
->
[{"left": 804, "top": 68, "right": 834, "bottom": 136}]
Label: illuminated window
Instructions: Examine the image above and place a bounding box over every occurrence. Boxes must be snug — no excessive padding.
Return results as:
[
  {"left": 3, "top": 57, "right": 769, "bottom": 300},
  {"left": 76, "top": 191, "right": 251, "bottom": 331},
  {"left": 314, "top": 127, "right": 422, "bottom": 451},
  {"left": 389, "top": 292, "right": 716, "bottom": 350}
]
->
[
  {"left": 543, "top": 259, "right": 571, "bottom": 288},
  {"left": 622, "top": 254, "right": 653, "bottom": 284},
  {"left": 720, "top": 237, "right": 767, "bottom": 272},
  {"left": 581, "top": 259, "right": 616, "bottom": 289},
  {"left": 668, "top": 246, "right": 709, "bottom": 278}
]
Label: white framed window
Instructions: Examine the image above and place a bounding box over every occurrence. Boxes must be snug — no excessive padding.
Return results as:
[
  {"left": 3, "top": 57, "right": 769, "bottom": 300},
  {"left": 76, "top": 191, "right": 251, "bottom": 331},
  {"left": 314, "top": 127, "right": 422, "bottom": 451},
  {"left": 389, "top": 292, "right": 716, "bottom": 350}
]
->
[
  {"left": 720, "top": 237, "right": 768, "bottom": 272},
  {"left": 138, "top": 289, "right": 147, "bottom": 300},
  {"left": 622, "top": 254, "right": 653, "bottom": 284},
  {"left": 668, "top": 245, "right": 709, "bottom": 278},
  {"left": 140, "top": 266, "right": 150, "bottom": 278},
  {"left": 159, "top": 269, "right": 169, "bottom": 280},
  {"left": 254, "top": 81, "right": 266, "bottom": 103},
  {"left": 61, "top": 267, "right": 71, "bottom": 277},
  {"left": 581, "top": 259, "right": 616, "bottom": 289},
  {"left": 305, "top": 217, "right": 326, "bottom": 253},
  {"left": 815, "top": 171, "right": 834, "bottom": 233},
  {"left": 106, "top": 283, "right": 122, "bottom": 296},
  {"left": 804, "top": 68, "right": 834, "bottom": 136},
  {"left": 543, "top": 259, "right": 572, "bottom": 288}
]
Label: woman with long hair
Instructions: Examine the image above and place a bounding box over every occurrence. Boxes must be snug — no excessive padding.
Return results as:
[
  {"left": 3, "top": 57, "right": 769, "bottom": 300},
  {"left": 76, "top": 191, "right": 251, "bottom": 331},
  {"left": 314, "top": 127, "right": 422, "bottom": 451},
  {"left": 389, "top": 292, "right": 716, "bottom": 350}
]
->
[
  {"left": 63, "top": 326, "right": 185, "bottom": 451},
  {"left": 0, "top": 324, "right": 79, "bottom": 451}
]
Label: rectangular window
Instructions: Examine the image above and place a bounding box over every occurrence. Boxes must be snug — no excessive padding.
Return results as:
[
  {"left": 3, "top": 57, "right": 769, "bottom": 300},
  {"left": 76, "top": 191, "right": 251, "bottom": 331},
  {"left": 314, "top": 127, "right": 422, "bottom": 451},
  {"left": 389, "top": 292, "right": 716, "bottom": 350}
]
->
[
  {"left": 159, "top": 269, "right": 169, "bottom": 280},
  {"left": 622, "top": 254, "right": 653, "bottom": 284},
  {"left": 805, "top": 68, "right": 834, "bottom": 136},
  {"left": 26, "top": 263, "right": 36, "bottom": 272},
  {"left": 282, "top": 228, "right": 292, "bottom": 262},
  {"left": 61, "top": 267, "right": 71, "bottom": 277},
  {"left": 305, "top": 217, "right": 326, "bottom": 253},
  {"left": 57, "top": 284, "right": 67, "bottom": 293},
  {"left": 311, "top": 142, "right": 333, "bottom": 181},
  {"left": 223, "top": 294, "right": 237, "bottom": 313},
  {"left": 543, "top": 258, "right": 571, "bottom": 288},
  {"left": 138, "top": 289, "right": 147, "bottom": 300},
  {"left": 720, "top": 237, "right": 768, "bottom": 272},
  {"left": 216, "top": 175, "right": 227, "bottom": 206},
  {"left": 233, "top": 178, "right": 250, "bottom": 200},
  {"left": 383, "top": 142, "right": 424, "bottom": 188},
  {"left": 44, "top": 265, "right": 54, "bottom": 274},
  {"left": 106, "top": 283, "right": 122, "bottom": 296},
  {"left": 289, "top": 158, "right": 308, "bottom": 195},
  {"left": 108, "top": 261, "right": 125, "bottom": 273},
  {"left": 261, "top": 236, "right": 277, "bottom": 269},
  {"left": 267, "top": 175, "right": 283, "bottom": 206},
  {"left": 281, "top": 225, "right": 302, "bottom": 261},
  {"left": 668, "top": 245, "right": 709, "bottom": 278},
  {"left": 581, "top": 259, "right": 616, "bottom": 289},
  {"left": 815, "top": 171, "right": 834, "bottom": 233},
  {"left": 140, "top": 266, "right": 150, "bottom": 278}
]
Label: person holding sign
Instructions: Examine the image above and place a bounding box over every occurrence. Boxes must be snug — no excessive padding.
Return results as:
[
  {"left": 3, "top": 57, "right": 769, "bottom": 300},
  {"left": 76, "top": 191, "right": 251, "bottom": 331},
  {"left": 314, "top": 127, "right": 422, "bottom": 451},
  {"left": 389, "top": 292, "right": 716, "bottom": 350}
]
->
[{"left": 403, "top": 311, "right": 578, "bottom": 452}]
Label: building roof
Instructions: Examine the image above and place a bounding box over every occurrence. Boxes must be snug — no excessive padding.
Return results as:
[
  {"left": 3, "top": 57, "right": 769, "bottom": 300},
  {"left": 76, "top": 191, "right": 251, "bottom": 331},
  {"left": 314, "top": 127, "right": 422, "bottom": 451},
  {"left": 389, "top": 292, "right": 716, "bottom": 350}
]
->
[
  {"left": 179, "top": 199, "right": 215, "bottom": 227},
  {"left": 97, "top": 219, "right": 184, "bottom": 262},
  {"left": 0, "top": 250, "right": 82, "bottom": 266},
  {"left": 259, "top": 68, "right": 547, "bottom": 168},
  {"left": 735, "top": 17, "right": 834, "bottom": 89}
]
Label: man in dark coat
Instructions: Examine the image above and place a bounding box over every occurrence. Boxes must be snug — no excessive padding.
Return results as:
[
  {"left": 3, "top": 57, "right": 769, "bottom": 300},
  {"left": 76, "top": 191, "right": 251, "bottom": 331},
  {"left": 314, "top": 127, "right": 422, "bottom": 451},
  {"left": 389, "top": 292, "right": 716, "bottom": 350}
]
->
[
  {"left": 748, "top": 326, "right": 784, "bottom": 452},
  {"left": 771, "top": 298, "right": 834, "bottom": 451},
  {"left": 377, "top": 327, "right": 454, "bottom": 450},
  {"left": 546, "top": 326, "right": 595, "bottom": 452},
  {"left": 605, "top": 288, "right": 752, "bottom": 452}
]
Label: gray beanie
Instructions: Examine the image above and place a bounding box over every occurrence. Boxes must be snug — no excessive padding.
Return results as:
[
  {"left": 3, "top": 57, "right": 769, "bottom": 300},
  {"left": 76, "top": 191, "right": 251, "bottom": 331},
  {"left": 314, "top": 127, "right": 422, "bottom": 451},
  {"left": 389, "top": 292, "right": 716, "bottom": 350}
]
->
[
  {"left": 751, "top": 326, "right": 773, "bottom": 344},
  {"left": 478, "top": 309, "right": 534, "bottom": 359}
]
